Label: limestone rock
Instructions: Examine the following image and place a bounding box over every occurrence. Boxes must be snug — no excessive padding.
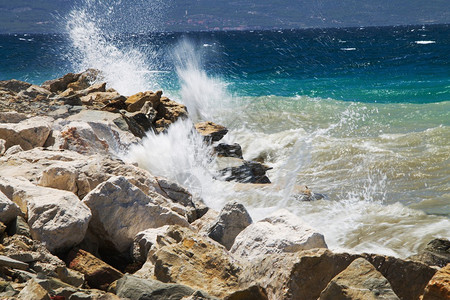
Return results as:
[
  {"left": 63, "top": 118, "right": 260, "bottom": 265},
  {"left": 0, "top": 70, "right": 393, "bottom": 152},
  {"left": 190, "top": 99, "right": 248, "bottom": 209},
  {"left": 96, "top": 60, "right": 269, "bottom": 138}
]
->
[
  {"left": 214, "top": 143, "right": 243, "bottom": 159},
  {"left": 66, "top": 249, "right": 123, "bottom": 290},
  {"left": 39, "top": 165, "right": 79, "bottom": 195},
  {"left": 409, "top": 238, "right": 450, "bottom": 268},
  {"left": 83, "top": 176, "right": 190, "bottom": 253},
  {"left": 207, "top": 200, "right": 252, "bottom": 250},
  {"left": 0, "top": 176, "right": 91, "bottom": 252},
  {"left": 194, "top": 121, "right": 228, "bottom": 142},
  {"left": 421, "top": 263, "right": 450, "bottom": 300},
  {"left": 17, "top": 85, "right": 52, "bottom": 100},
  {"left": 190, "top": 208, "right": 219, "bottom": 235},
  {"left": 17, "top": 279, "right": 51, "bottom": 300},
  {"left": 151, "top": 226, "right": 241, "bottom": 298},
  {"left": 0, "top": 116, "right": 53, "bottom": 150},
  {"left": 126, "top": 90, "right": 162, "bottom": 112},
  {"left": 216, "top": 157, "right": 272, "bottom": 184},
  {"left": 230, "top": 209, "right": 327, "bottom": 262},
  {"left": 0, "top": 190, "right": 21, "bottom": 223},
  {"left": 319, "top": 258, "right": 400, "bottom": 300}
]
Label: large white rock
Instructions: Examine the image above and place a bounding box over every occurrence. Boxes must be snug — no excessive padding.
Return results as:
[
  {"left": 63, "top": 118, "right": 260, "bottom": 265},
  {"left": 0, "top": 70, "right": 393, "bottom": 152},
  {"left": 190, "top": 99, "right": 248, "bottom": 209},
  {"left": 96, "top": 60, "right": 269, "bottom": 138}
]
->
[
  {"left": 83, "top": 176, "right": 190, "bottom": 253},
  {"left": 230, "top": 209, "right": 327, "bottom": 262},
  {"left": 0, "top": 139, "right": 5, "bottom": 155},
  {"left": 132, "top": 225, "right": 171, "bottom": 263},
  {"left": 0, "top": 116, "right": 53, "bottom": 150},
  {"left": 0, "top": 176, "right": 91, "bottom": 252},
  {"left": 0, "top": 190, "right": 21, "bottom": 223}
]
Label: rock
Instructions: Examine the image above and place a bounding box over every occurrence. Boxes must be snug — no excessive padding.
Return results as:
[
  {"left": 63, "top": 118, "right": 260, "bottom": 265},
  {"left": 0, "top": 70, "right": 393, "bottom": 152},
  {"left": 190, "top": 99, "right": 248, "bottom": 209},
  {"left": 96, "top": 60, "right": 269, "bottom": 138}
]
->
[
  {"left": 151, "top": 226, "right": 241, "bottom": 298},
  {"left": 0, "top": 139, "right": 5, "bottom": 155},
  {"left": 0, "top": 79, "right": 32, "bottom": 93},
  {"left": 39, "top": 165, "right": 79, "bottom": 195},
  {"left": 194, "top": 121, "right": 228, "bottom": 142},
  {"left": 224, "top": 286, "right": 269, "bottom": 300},
  {"left": 207, "top": 200, "right": 252, "bottom": 250},
  {"left": 0, "top": 116, "right": 53, "bottom": 150},
  {"left": 0, "top": 255, "right": 29, "bottom": 270},
  {"left": 77, "top": 82, "right": 107, "bottom": 96},
  {"left": 83, "top": 176, "right": 190, "bottom": 253},
  {"left": 18, "top": 85, "right": 52, "bottom": 99},
  {"left": 80, "top": 92, "right": 121, "bottom": 106},
  {"left": 115, "top": 274, "right": 213, "bottom": 300},
  {"left": 291, "top": 185, "right": 325, "bottom": 201},
  {"left": 0, "top": 111, "right": 28, "bottom": 123},
  {"left": 155, "top": 177, "right": 197, "bottom": 210},
  {"left": 319, "top": 257, "right": 400, "bottom": 300},
  {"left": 216, "top": 157, "right": 272, "bottom": 184},
  {"left": 57, "top": 94, "right": 83, "bottom": 106},
  {"left": 214, "top": 143, "right": 243, "bottom": 159},
  {"left": 3, "top": 144, "right": 23, "bottom": 156},
  {"left": 101, "top": 95, "right": 128, "bottom": 112},
  {"left": 409, "top": 238, "right": 450, "bottom": 268},
  {"left": 126, "top": 90, "right": 162, "bottom": 112},
  {"left": 0, "top": 190, "right": 21, "bottom": 223},
  {"left": 154, "top": 97, "right": 188, "bottom": 131},
  {"left": 189, "top": 208, "right": 219, "bottom": 235},
  {"left": 8, "top": 216, "right": 31, "bottom": 238},
  {"left": 132, "top": 226, "right": 171, "bottom": 264},
  {"left": 56, "top": 123, "right": 111, "bottom": 155},
  {"left": 17, "top": 279, "right": 51, "bottom": 300},
  {"left": 66, "top": 249, "right": 123, "bottom": 290},
  {"left": 0, "top": 176, "right": 92, "bottom": 252},
  {"left": 421, "top": 263, "right": 450, "bottom": 300},
  {"left": 230, "top": 209, "right": 327, "bottom": 262},
  {"left": 42, "top": 72, "right": 79, "bottom": 93}
]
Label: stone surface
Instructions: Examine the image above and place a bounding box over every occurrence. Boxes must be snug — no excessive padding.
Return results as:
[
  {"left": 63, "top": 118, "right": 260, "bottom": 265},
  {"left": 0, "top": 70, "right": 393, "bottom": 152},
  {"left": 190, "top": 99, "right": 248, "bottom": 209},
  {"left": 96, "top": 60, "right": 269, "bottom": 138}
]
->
[
  {"left": 194, "top": 121, "right": 228, "bottom": 142},
  {"left": 0, "top": 190, "right": 21, "bottom": 223},
  {"left": 83, "top": 176, "right": 189, "bottom": 253},
  {"left": 8, "top": 216, "right": 31, "bottom": 238},
  {"left": 0, "top": 176, "right": 91, "bottom": 252},
  {"left": 66, "top": 248, "right": 123, "bottom": 290},
  {"left": 17, "top": 279, "right": 51, "bottom": 300},
  {"left": 0, "top": 255, "right": 29, "bottom": 270},
  {"left": 216, "top": 157, "right": 272, "bottom": 184},
  {"left": 224, "top": 286, "right": 269, "bottom": 300},
  {"left": 151, "top": 226, "right": 241, "bottom": 298},
  {"left": 3, "top": 144, "right": 23, "bottom": 156},
  {"left": 409, "top": 238, "right": 450, "bottom": 268},
  {"left": 319, "top": 258, "right": 400, "bottom": 300},
  {"left": 154, "top": 97, "right": 188, "bottom": 132},
  {"left": 0, "top": 139, "right": 5, "bottom": 155},
  {"left": 0, "top": 116, "right": 53, "bottom": 150},
  {"left": 42, "top": 72, "right": 79, "bottom": 93},
  {"left": 207, "top": 200, "right": 252, "bottom": 250},
  {"left": 214, "top": 143, "right": 243, "bottom": 159},
  {"left": 132, "top": 226, "right": 171, "bottom": 264},
  {"left": 230, "top": 209, "right": 327, "bottom": 262},
  {"left": 0, "top": 111, "right": 28, "bottom": 123},
  {"left": 126, "top": 90, "right": 162, "bottom": 112},
  {"left": 421, "top": 263, "right": 450, "bottom": 300},
  {"left": 0, "top": 79, "right": 32, "bottom": 93}
]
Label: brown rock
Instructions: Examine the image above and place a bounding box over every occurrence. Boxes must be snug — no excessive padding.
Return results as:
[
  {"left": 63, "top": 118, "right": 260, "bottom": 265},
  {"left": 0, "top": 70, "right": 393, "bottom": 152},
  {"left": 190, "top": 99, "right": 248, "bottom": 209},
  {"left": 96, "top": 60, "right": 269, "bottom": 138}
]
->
[
  {"left": 224, "top": 286, "right": 269, "bottom": 300},
  {"left": 0, "top": 79, "right": 32, "bottom": 93},
  {"left": 0, "top": 116, "right": 53, "bottom": 151},
  {"left": 126, "top": 90, "right": 162, "bottom": 112},
  {"left": 17, "top": 279, "right": 50, "bottom": 300},
  {"left": 42, "top": 73, "right": 79, "bottom": 93},
  {"left": 319, "top": 258, "right": 399, "bottom": 300},
  {"left": 421, "top": 263, "right": 450, "bottom": 300},
  {"left": 66, "top": 249, "right": 123, "bottom": 290},
  {"left": 155, "top": 97, "right": 188, "bottom": 124},
  {"left": 195, "top": 121, "right": 228, "bottom": 142}
]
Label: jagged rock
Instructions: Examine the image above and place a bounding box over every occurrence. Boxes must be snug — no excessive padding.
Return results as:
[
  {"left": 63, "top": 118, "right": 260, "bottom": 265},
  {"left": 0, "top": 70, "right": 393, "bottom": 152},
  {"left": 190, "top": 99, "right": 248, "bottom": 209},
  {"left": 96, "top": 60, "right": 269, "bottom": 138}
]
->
[
  {"left": 101, "top": 95, "right": 128, "bottom": 112},
  {"left": 151, "top": 226, "right": 241, "bottom": 298},
  {"left": 126, "top": 90, "right": 162, "bottom": 112},
  {"left": 207, "top": 200, "right": 252, "bottom": 250},
  {"left": 190, "top": 209, "right": 219, "bottom": 235},
  {"left": 66, "top": 249, "right": 123, "bottom": 290},
  {"left": 3, "top": 144, "right": 23, "bottom": 156},
  {"left": 8, "top": 216, "right": 31, "bottom": 238},
  {"left": 216, "top": 157, "right": 272, "bottom": 184},
  {"left": 39, "top": 165, "right": 79, "bottom": 195},
  {"left": 132, "top": 226, "right": 171, "bottom": 264},
  {"left": 230, "top": 209, "right": 327, "bottom": 262},
  {"left": 0, "top": 116, "right": 53, "bottom": 150},
  {"left": 409, "top": 238, "right": 450, "bottom": 268},
  {"left": 194, "top": 121, "right": 228, "bottom": 142},
  {"left": 224, "top": 286, "right": 269, "bottom": 300},
  {"left": 77, "top": 82, "right": 106, "bottom": 96},
  {"left": 83, "top": 176, "right": 190, "bottom": 254},
  {"left": 42, "top": 72, "right": 79, "bottom": 93},
  {"left": 81, "top": 92, "right": 121, "bottom": 106},
  {"left": 0, "top": 255, "right": 29, "bottom": 270},
  {"left": 0, "top": 190, "right": 21, "bottom": 223},
  {"left": 0, "top": 111, "right": 28, "bottom": 123},
  {"left": 0, "top": 139, "right": 5, "bottom": 155},
  {"left": 154, "top": 97, "right": 188, "bottom": 132},
  {"left": 421, "top": 263, "right": 450, "bottom": 300},
  {"left": 17, "top": 279, "right": 51, "bottom": 300},
  {"left": 17, "top": 85, "right": 52, "bottom": 100},
  {"left": 319, "top": 258, "right": 400, "bottom": 300},
  {"left": 0, "top": 79, "right": 32, "bottom": 93},
  {"left": 214, "top": 143, "right": 243, "bottom": 159},
  {"left": 67, "top": 69, "right": 101, "bottom": 92},
  {"left": 0, "top": 176, "right": 91, "bottom": 253}
]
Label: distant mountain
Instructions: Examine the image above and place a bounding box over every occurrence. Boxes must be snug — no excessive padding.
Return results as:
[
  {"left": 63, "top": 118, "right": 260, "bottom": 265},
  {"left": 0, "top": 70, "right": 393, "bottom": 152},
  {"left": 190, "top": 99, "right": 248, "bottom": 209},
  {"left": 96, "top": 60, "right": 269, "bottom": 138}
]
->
[{"left": 1, "top": 0, "right": 449, "bottom": 33}]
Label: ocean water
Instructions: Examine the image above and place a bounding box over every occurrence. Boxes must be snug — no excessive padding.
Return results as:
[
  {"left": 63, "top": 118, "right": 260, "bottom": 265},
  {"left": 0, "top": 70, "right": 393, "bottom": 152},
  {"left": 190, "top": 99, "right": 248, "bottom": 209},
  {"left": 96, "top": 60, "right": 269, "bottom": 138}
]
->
[{"left": 0, "top": 3, "right": 448, "bottom": 258}]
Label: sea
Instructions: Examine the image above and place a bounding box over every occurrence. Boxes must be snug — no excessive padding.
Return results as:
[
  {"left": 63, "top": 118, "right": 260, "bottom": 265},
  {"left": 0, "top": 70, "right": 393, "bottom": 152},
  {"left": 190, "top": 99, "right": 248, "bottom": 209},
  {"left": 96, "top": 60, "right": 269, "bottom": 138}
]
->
[{"left": 0, "top": 2, "right": 448, "bottom": 258}]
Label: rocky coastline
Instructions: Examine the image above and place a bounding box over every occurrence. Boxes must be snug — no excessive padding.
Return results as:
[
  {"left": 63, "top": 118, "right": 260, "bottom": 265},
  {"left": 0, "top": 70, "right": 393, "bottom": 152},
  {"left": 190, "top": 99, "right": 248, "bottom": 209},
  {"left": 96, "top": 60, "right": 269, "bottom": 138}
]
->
[{"left": 0, "top": 70, "right": 448, "bottom": 300}]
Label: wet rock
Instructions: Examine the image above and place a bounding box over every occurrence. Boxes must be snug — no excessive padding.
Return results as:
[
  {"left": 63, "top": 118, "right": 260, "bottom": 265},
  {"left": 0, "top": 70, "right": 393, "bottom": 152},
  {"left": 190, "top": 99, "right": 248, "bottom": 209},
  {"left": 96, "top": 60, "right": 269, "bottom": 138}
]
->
[
  {"left": 42, "top": 72, "right": 79, "bottom": 93},
  {"left": 0, "top": 190, "right": 21, "bottom": 223},
  {"left": 151, "top": 226, "right": 241, "bottom": 298},
  {"left": 230, "top": 209, "right": 327, "bottom": 262},
  {"left": 101, "top": 95, "right": 128, "bottom": 112},
  {"left": 319, "top": 257, "right": 399, "bottom": 299},
  {"left": 194, "top": 121, "right": 228, "bottom": 142},
  {"left": 0, "top": 116, "right": 53, "bottom": 150},
  {"left": 291, "top": 185, "right": 325, "bottom": 201},
  {"left": 154, "top": 97, "right": 188, "bottom": 132},
  {"left": 421, "top": 263, "right": 450, "bottom": 300},
  {"left": 0, "top": 176, "right": 91, "bottom": 253},
  {"left": 126, "top": 90, "right": 162, "bottom": 112},
  {"left": 409, "top": 238, "right": 450, "bottom": 268},
  {"left": 214, "top": 143, "right": 243, "bottom": 159},
  {"left": 17, "top": 279, "right": 51, "bottom": 300},
  {"left": 124, "top": 111, "right": 153, "bottom": 133},
  {"left": 207, "top": 200, "right": 252, "bottom": 250},
  {"left": 0, "top": 79, "right": 32, "bottom": 93},
  {"left": 224, "top": 286, "right": 269, "bottom": 300},
  {"left": 66, "top": 249, "right": 123, "bottom": 290},
  {"left": 216, "top": 157, "right": 272, "bottom": 184},
  {"left": 83, "top": 176, "right": 189, "bottom": 253}
]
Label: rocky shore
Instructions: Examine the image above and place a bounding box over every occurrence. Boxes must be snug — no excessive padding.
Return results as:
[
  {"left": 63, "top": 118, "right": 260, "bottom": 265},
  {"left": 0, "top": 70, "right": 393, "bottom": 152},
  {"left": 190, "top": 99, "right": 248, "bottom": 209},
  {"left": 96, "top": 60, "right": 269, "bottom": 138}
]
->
[{"left": 0, "top": 71, "right": 449, "bottom": 300}]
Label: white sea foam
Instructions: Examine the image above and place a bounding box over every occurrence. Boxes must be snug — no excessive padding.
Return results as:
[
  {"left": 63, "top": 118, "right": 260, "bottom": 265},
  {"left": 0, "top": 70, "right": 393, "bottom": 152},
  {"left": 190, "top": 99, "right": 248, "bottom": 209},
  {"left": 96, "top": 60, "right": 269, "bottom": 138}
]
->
[{"left": 415, "top": 40, "right": 436, "bottom": 45}]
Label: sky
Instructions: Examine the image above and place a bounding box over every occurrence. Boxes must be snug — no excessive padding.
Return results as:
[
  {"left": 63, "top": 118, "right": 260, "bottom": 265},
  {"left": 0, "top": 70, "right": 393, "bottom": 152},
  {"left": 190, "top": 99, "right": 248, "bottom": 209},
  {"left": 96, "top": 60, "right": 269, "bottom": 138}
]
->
[{"left": 0, "top": 0, "right": 449, "bottom": 33}]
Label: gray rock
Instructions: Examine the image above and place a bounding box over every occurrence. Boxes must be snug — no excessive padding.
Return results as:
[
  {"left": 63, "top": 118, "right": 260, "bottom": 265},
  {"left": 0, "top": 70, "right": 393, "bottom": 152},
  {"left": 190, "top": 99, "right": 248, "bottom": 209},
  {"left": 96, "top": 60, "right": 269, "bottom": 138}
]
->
[
  {"left": 0, "top": 111, "right": 28, "bottom": 123},
  {"left": 0, "top": 255, "right": 29, "bottom": 270},
  {"left": 8, "top": 216, "right": 31, "bottom": 238},
  {"left": 0, "top": 116, "right": 53, "bottom": 150},
  {"left": 408, "top": 238, "right": 450, "bottom": 268},
  {"left": 3, "top": 144, "right": 23, "bottom": 156},
  {"left": 132, "top": 226, "right": 171, "bottom": 263},
  {"left": 207, "top": 200, "right": 252, "bottom": 250},
  {"left": 214, "top": 143, "right": 243, "bottom": 159},
  {"left": 0, "top": 190, "right": 21, "bottom": 223},
  {"left": 216, "top": 157, "right": 272, "bottom": 184}
]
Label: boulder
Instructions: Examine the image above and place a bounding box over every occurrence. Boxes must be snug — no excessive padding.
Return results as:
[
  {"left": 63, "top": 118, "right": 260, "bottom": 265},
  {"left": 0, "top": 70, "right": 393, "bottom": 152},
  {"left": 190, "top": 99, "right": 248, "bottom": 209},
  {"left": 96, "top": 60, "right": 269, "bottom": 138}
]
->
[
  {"left": 291, "top": 185, "right": 325, "bottom": 201},
  {"left": 66, "top": 249, "right": 123, "bottom": 290},
  {"left": 132, "top": 226, "right": 171, "bottom": 264},
  {"left": 0, "top": 255, "right": 29, "bottom": 270},
  {"left": 409, "top": 238, "right": 450, "bottom": 268},
  {"left": 214, "top": 143, "right": 243, "bottom": 159},
  {"left": 154, "top": 97, "right": 188, "bottom": 132},
  {"left": 0, "top": 190, "right": 21, "bottom": 223},
  {"left": 194, "top": 121, "right": 228, "bottom": 142},
  {"left": 421, "top": 263, "right": 450, "bottom": 300},
  {"left": 151, "top": 226, "right": 241, "bottom": 298},
  {"left": 216, "top": 157, "right": 272, "bottom": 184},
  {"left": 77, "top": 82, "right": 107, "bottom": 96},
  {"left": 0, "top": 176, "right": 92, "bottom": 253},
  {"left": 224, "top": 286, "right": 269, "bottom": 300},
  {"left": 0, "top": 116, "right": 53, "bottom": 150},
  {"left": 126, "top": 90, "right": 162, "bottom": 112},
  {"left": 319, "top": 257, "right": 400, "bottom": 299},
  {"left": 0, "top": 111, "right": 28, "bottom": 123},
  {"left": 230, "top": 209, "right": 327, "bottom": 262},
  {"left": 42, "top": 72, "right": 79, "bottom": 93},
  {"left": 0, "top": 79, "right": 32, "bottom": 93},
  {"left": 17, "top": 85, "right": 52, "bottom": 100},
  {"left": 17, "top": 279, "right": 51, "bottom": 300},
  {"left": 80, "top": 92, "right": 121, "bottom": 106},
  {"left": 207, "top": 200, "right": 252, "bottom": 250},
  {"left": 83, "top": 176, "right": 190, "bottom": 253}
]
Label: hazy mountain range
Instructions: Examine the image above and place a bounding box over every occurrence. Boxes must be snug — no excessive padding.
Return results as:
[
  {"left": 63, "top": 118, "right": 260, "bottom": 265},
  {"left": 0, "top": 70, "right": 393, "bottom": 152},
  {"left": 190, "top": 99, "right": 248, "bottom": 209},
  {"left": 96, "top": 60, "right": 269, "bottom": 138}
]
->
[{"left": 1, "top": 0, "right": 449, "bottom": 33}]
